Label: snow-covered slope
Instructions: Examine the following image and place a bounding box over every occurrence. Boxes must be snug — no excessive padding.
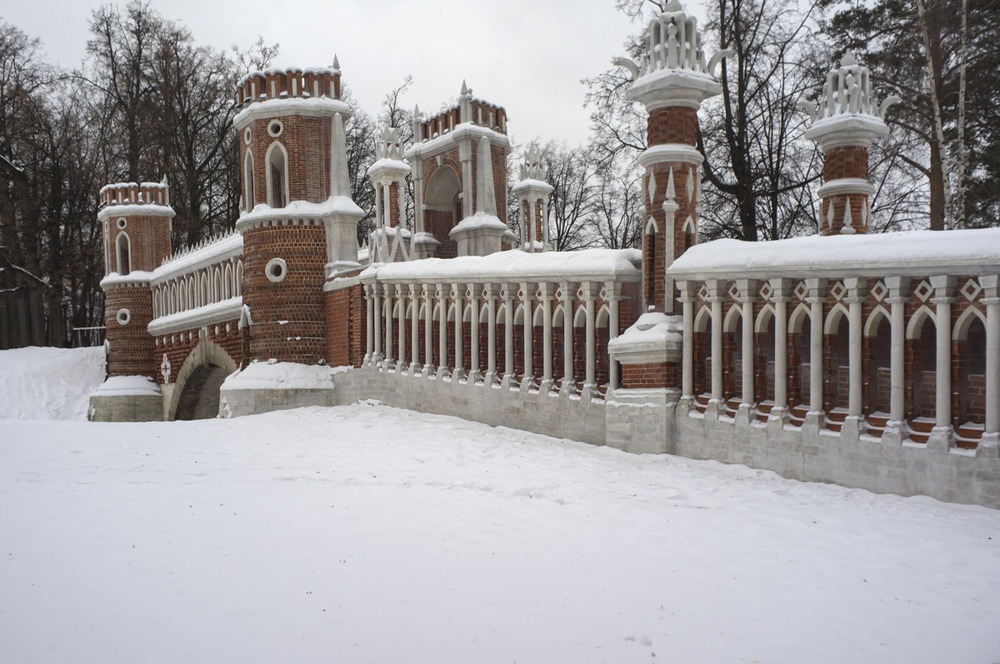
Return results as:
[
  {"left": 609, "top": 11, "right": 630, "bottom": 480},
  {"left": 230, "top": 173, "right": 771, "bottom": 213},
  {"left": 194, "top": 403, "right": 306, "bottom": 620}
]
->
[
  {"left": 2, "top": 346, "right": 1000, "bottom": 662},
  {"left": 0, "top": 346, "right": 105, "bottom": 420}
]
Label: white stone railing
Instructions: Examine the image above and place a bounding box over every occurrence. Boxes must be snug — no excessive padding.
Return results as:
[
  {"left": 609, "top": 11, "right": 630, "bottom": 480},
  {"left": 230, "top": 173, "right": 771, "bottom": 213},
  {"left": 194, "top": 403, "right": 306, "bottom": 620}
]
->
[
  {"left": 668, "top": 228, "right": 1000, "bottom": 451},
  {"left": 359, "top": 249, "right": 642, "bottom": 399},
  {"left": 148, "top": 232, "right": 244, "bottom": 336}
]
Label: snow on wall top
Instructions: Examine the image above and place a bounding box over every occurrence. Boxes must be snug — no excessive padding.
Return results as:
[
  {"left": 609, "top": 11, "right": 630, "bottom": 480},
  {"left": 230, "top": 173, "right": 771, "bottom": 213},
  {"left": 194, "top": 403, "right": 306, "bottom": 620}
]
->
[
  {"left": 362, "top": 248, "right": 642, "bottom": 283},
  {"left": 667, "top": 228, "right": 1000, "bottom": 279}
]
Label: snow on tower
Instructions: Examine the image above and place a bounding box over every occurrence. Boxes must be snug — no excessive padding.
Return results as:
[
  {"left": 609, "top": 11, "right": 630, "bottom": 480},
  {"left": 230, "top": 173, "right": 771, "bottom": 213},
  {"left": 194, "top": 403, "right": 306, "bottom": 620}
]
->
[
  {"left": 366, "top": 127, "right": 412, "bottom": 263},
  {"left": 801, "top": 53, "right": 899, "bottom": 235},
  {"left": 616, "top": 0, "right": 730, "bottom": 314},
  {"left": 511, "top": 143, "right": 554, "bottom": 253},
  {"left": 232, "top": 63, "right": 364, "bottom": 365}
]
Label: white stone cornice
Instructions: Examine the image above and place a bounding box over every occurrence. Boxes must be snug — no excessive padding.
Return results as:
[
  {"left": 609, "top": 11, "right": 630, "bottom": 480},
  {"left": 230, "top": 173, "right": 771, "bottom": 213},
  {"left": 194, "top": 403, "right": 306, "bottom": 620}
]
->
[
  {"left": 98, "top": 204, "right": 175, "bottom": 223},
  {"left": 233, "top": 96, "right": 351, "bottom": 128},
  {"left": 817, "top": 178, "right": 876, "bottom": 200},
  {"left": 638, "top": 144, "right": 704, "bottom": 169}
]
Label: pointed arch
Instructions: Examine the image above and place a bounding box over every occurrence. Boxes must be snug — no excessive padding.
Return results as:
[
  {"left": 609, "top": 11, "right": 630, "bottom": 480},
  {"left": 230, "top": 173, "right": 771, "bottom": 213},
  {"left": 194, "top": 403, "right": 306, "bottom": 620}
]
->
[
  {"left": 532, "top": 304, "right": 545, "bottom": 327},
  {"left": 496, "top": 302, "right": 508, "bottom": 325},
  {"left": 954, "top": 305, "right": 987, "bottom": 341},
  {"left": 787, "top": 302, "right": 811, "bottom": 334},
  {"left": 906, "top": 305, "right": 936, "bottom": 340},
  {"left": 596, "top": 305, "right": 611, "bottom": 327},
  {"left": 265, "top": 141, "right": 290, "bottom": 208},
  {"left": 224, "top": 264, "right": 233, "bottom": 299},
  {"left": 235, "top": 261, "right": 244, "bottom": 297},
  {"left": 754, "top": 304, "right": 775, "bottom": 334},
  {"left": 694, "top": 305, "right": 712, "bottom": 333},
  {"left": 864, "top": 305, "right": 891, "bottom": 338},
  {"left": 244, "top": 150, "right": 255, "bottom": 210},
  {"left": 115, "top": 232, "right": 131, "bottom": 275},
  {"left": 823, "top": 302, "right": 849, "bottom": 335},
  {"left": 573, "top": 306, "right": 587, "bottom": 328},
  {"left": 723, "top": 304, "right": 743, "bottom": 333}
]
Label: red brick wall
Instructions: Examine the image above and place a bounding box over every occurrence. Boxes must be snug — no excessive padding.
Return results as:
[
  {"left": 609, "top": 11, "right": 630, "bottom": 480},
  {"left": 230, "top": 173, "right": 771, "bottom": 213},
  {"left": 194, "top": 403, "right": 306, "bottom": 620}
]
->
[
  {"left": 242, "top": 223, "right": 327, "bottom": 363},
  {"left": 325, "top": 280, "right": 366, "bottom": 368},
  {"left": 240, "top": 115, "right": 333, "bottom": 207},
  {"left": 621, "top": 361, "right": 678, "bottom": 389},
  {"left": 106, "top": 214, "right": 172, "bottom": 275},
  {"left": 647, "top": 107, "right": 697, "bottom": 146},
  {"left": 105, "top": 286, "right": 155, "bottom": 378},
  {"left": 153, "top": 323, "right": 242, "bottom": 385}
]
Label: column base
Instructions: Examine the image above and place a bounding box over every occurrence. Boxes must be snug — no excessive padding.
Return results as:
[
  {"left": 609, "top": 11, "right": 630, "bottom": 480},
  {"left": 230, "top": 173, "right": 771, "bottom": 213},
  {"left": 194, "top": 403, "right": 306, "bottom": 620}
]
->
[
  {"left": 928, "top": 425, "right": 955, "bottom": 452},
  {"left": 539, "top": 378, "right": 555, "bottom": 395},
  {"left": 767, "top": 406, "right": 790, "bottom": 433},
  {"left": 735, "top": 402, "right": 754, "bottom": 426},
  {"left": 677, "top": 396, "right": 694, "bottom": 418},
  {"left": 802, "top": 410, "right": 824, "bottom": 436},
  {"left": 978, "top": 432, "right": 999, "bottom": 458},
  {"left": 840, "top": 415, "right": 864, "bottom": 442},
  {"left": 882, "top": 420, "right": 905, "bottom": 445},
  {"left": 559, "top": 379, "right": 577, "bottom": 397},
  {"left": 704, "top": 398, "right": 721, "bottom": 422}
]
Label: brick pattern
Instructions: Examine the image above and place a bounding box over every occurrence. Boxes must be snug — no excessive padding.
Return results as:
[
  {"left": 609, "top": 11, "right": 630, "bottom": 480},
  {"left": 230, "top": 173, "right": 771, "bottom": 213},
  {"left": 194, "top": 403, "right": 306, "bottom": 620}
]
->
[
  {"left": 820, "top": 146, "right": 870, "bottom": 236},
  {"left": 104, "top": 286, "right": 155, "bottom": 378},
  {"left": 153, "top": 323, "right": 242, "bottom": 385},
  {"left": 647, "top": 107, "right": 698, "bottom": 146},
  {"left": 106, "top": 214, "right": 172, "bottom": 274},
  {"left": 240, "top": 115, "right": 333, "bottom": 208},
  {"left": 242, "top": 223, "right": 327, "bottom": 363},
  {"left": 621, "top": 361, "right": 678, "bottom": 389}
]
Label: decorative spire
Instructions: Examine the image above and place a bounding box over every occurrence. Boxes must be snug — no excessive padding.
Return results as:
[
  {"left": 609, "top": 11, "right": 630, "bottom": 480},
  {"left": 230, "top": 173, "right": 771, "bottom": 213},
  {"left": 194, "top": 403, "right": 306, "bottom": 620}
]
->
[
  {"left": 518, "top": 143, "right": 545, "bottom": 181},
  {"left": 375, "top": 127, "right": 404, "bottom": 161},
  {"left": 331, "top": 112, "right": 351, "bottom": 197}
]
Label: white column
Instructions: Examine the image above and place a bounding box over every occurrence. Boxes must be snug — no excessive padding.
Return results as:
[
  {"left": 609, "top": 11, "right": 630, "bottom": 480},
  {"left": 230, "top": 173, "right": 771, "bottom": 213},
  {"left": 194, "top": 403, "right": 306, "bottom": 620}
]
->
[
  {"left": 680, "top": 283, "right": 695, "bottom": 400},
  {"left": 373, "top": 283, "right": 383, "bottom": 361},
  {"left": 469, "top": 284, "right": 480, "bottom": 378},
  {"left": 453, "top": 283, "right": 464, "bottom": 377},
  {"left": 583, "top": 284, "right": 597, "bottom": 389},
  {"left": 521, "top": 282, "right": 533, "bottom": 382},
  {"left": 437, "top": 285, "right": 447, "bottom": 373},
  {"left": 931, "top": 276, "right": 956, "bottom": 431},
  {"left": 607, "top": 282, "right": 621, "bottom": 391},
  {"left": 561, "top": 282, "right": 574, "bottom": 390},
  {"left": 884, "top": 277, "right": 909, "bottom": 442},
  {"left": 738, "top": 280, "right": 756, "bottom": 408},
  {"left": 503, "top": 286, "right": 514, "bottom": 380},
  {"left": 422, "top": 285, "right": 433, "bottom": 372},
  {"left": 806, "top": 278, "right": 827, "bottom": 417},
  {"left": 708, "top": 281, "right": 723, "bottom": 403},
  {"left": 771, "top": 279, "right": 789, "bottom": 417},
  {"left": 982, "top": 276, "right": 1000, "bottom": 439},
  {"left": 486, "top": 284, "right": 498, "bottom": 380},
  {"left": 540, "top": 284, "right": 553, "bottom": 382},
  {"left": 365, "top": 284, "right": 374, "bottom": 365},
  {"left": 396, "top": 284, "right": 406, "bottom": 370},
  {"left": 410, "top": 284, "right": 419, "bottom": 372},
  {"left": 845, "top": 278, "right": 865, "bottom": 419},
  {"left": 384, "top": 284, "right": 394, "bottom": 366}
]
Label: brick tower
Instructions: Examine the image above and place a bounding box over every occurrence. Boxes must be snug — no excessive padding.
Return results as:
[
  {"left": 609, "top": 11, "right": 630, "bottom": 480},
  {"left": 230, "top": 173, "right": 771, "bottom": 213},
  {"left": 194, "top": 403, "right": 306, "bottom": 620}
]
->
[
  {"left": 802, "top": 54, "right": 898, "bottom": 235},
  {"left": 99, "top": 181, "right": 174, "bottom": 379},
  {"left": 406, "top": 82, "right": 511, "bottom": 259},
  {"left": 233, "top": 64, "right": 363, "bottom": 364},
  {"left": 621, "top": 0, "right": 729, "bottom": 315}
]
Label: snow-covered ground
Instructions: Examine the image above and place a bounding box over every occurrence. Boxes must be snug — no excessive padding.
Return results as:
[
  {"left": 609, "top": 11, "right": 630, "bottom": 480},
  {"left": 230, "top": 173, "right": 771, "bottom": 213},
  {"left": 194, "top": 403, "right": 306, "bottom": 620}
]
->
[{"left": 2, "top": 348, "right": 1000, "bottom": 663}]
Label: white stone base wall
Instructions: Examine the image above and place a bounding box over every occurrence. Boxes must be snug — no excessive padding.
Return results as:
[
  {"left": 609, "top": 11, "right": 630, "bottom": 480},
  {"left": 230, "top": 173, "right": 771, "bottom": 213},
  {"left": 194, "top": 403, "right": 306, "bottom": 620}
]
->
[
  {"left": 88, "top": 394, "right": 164, "bottom": 422},
  {"left": 332, "top": 367, "right": 607, "bottom": 446},
  {"left": 671, "top": 405, "right": 1000, "bottom": 509}
]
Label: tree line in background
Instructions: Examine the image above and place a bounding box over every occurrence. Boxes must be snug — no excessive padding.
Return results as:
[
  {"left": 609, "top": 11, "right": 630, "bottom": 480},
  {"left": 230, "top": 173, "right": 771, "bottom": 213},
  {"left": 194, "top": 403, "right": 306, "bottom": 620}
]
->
[{"left": 1, "top": 0, "right": 996, "bottom": 349}]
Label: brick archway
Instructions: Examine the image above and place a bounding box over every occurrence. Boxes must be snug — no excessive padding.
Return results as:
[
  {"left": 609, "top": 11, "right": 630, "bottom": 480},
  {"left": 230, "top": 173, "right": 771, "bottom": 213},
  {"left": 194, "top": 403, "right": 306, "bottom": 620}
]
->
[{"left": 166, "top": 338, "right": 239, "bottom": 421}]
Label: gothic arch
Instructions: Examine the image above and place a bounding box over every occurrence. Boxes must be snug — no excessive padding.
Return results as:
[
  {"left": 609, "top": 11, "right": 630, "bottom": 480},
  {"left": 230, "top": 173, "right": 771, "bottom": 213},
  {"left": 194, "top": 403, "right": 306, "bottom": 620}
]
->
[
  {"left": 823, "top": 302, "right": 849, "bottom": 335},
  {"left": 754, "top": 304, "right": 775, "bottom": 334},
  {"left": 864, "top": 306, "right": 891, "bottom": 338},
  {"left": 953, "top": 305, "right": 987, "bottom": 341},
  {"left": 116, "top": 231, "right": 132, "bottom": 275},
  {"left": 693, "top": 305, "right": 712, "bottom": 333},
  {"left": 787, "top": 303, "right": 812, "bottom": 334},
  {"left": 244, "top": 150, "right": 255, "bottom": 210},
  {"left": 906, "top": 305, "right": 936, "bottom": 340},
  {"left": 723, "top": 304, "right": 743, "bottom": 333},
  {"left": 265, "top": 141, "right": 290, "bottom": 208}
]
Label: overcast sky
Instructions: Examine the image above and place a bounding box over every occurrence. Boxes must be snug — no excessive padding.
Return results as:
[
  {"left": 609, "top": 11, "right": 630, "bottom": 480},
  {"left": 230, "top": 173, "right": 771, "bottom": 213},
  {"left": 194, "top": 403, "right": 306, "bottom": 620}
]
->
[{"left": 3, "top": 0, "right": 660, "bottom": 150}]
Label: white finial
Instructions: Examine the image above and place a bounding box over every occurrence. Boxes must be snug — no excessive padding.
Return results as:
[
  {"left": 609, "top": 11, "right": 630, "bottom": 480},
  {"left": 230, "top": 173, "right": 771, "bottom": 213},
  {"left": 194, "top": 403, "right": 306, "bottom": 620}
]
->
[
  {"left": 461, "top": 80, "right": 470, "bottom": 96},
  {"left": 333, "top": 54, "right": 341, "bottom": 70}
]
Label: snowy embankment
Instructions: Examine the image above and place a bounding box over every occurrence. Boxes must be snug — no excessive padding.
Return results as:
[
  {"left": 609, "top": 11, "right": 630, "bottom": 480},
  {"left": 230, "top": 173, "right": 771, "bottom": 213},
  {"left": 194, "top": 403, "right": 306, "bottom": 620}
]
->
[
  {"left": 2, "top": 348, "right": 1000, "bottom": 663},
  {"left": 0, "top": 345, "right": 105, "bottom": 420}
]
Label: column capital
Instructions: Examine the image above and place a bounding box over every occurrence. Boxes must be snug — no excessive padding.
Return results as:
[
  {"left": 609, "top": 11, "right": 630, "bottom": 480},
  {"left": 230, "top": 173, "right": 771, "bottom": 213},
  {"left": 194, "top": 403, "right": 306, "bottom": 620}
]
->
[
  {"left": 735, "top": 278, "right": 757, "bottom": 303},
  {"left": 929, "top": 274, "right": 957, "bottom": 295},
  {"left": 804, "top": 277, "right": 828, "bottom": 298},
  {"left": 980, "top": 274, "right": 999, "bottom": 299},
  {"left": 577, "top": 281, "right": 600, "bottom": 300}
]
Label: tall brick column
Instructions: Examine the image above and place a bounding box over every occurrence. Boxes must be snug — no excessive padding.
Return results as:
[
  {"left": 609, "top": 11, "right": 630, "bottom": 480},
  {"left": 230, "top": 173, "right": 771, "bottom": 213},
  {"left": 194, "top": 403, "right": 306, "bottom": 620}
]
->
[
  {"left": 621, "top": 0, "right": 729, "bottom": 315},
  {"left": 233, "top": 65, "right": 363, "bottom": 365},
  {"left": 607, "top": 0, "right": 728, "bottom": 395},
  {"left": 98, "top": 182, "right": 174, "bottom": 379},
  {"left": 802, "top": 54, "right": 898, "bottom": 235}
]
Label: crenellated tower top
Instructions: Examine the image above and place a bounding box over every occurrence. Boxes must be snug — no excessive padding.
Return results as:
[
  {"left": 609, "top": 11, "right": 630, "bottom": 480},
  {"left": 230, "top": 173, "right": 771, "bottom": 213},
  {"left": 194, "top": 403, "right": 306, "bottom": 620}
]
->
[{"left": 235, "top": 64, "right": 342, "bottom": 107}]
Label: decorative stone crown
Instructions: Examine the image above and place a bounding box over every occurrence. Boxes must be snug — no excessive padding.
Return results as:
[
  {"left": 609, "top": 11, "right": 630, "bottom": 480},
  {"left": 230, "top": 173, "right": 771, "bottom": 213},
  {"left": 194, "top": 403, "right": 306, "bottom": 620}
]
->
[
  {"left": 801, "top": 53, "right": 900, "bottom": 149},
  {"left": 375, "top": 127, "right": 405, "bottom": 162},
  {"left": 618, "top": 0, "right": 731, "bottom": 110},
  {"left": 518, "top": 143, "right": 546, "bottom": 182}
]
